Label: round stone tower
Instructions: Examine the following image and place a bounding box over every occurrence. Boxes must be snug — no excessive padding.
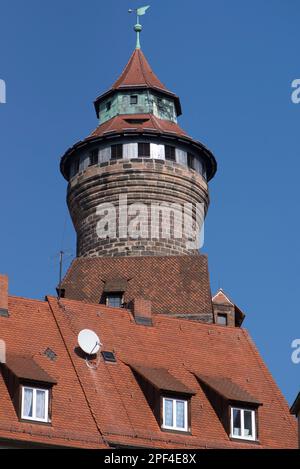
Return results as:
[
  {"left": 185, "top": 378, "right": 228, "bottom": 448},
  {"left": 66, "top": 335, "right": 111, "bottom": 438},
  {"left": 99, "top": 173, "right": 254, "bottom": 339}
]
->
[{"left": 60, "top": 43, "right": 217, "bottom": 258}]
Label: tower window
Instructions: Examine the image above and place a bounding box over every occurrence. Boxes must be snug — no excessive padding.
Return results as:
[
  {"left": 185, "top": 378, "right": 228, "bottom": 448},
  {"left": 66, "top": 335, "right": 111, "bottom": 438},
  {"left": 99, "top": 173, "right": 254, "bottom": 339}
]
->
[
  {"left": 165, "top": 145, "right": 176, "bottom": 161},
  {"left": 162, "top": 397, "right": 188, "bottom": 432},
  {"left": 217, "top": 313, "right": 228, "bottom": 326},
  {"left": 89, "top": 149, "right": 98, "bottom": 166},
  {"left": 138, "top": 142, "right": 150, "bottom": 157},
  {"left": 230, "top": 407, "right": 256, "bottom": 441},
  {"left": 106, "top": 293, "right": 123, "bottom": 308},
  {"left": 21, "top": 386, "right": 49, "bottom": 423},
  {"left": 187, "top": 153, "right": 195, "bottom": 170},
  {"left": 74, "top": 158, "right": 80, "bottom": 174},
  {"left": 106, "top": 101, "right": 112, "bottom": 111},
  {"left": 157, "top": 98, "right": 163, "bottom": 108},
  {"left": 130, "top": 95, "right": 138, "bottom": 105},
  {"left": 111, "top": 144, "right": 123, "bottom": 160}
]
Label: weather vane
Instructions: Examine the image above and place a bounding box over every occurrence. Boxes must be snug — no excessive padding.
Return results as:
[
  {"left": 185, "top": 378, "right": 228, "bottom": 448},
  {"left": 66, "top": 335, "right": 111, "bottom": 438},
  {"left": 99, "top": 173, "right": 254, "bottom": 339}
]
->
[{"left": 128, "top": 5, "right": 150, "bottom": 49}]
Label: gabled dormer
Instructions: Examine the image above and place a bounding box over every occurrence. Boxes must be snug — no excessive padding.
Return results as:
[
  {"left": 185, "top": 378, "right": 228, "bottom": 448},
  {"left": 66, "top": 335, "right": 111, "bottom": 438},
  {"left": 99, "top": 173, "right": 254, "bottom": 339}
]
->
[{"left": 212, "top": 289, "right": 245, "bottom": 327}]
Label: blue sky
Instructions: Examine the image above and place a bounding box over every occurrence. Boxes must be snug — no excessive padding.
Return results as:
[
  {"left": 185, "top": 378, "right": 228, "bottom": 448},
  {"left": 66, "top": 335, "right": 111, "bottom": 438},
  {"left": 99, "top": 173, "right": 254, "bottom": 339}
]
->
[{"left": 0, "top": 0, "right": 299, "bottom": 404}]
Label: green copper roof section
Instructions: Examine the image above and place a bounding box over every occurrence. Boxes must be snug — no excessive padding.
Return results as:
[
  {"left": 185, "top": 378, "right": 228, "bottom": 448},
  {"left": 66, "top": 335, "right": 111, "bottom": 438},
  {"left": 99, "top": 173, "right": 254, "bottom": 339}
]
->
[
  {"left": 134, "top": 23, "right": 142, "bottom": 49},
  {"left": 97, "top": 90, "right": 177, "bottom": 125},
  {"left": 128, "top": 5, "right": 150, "bottom": 49}
]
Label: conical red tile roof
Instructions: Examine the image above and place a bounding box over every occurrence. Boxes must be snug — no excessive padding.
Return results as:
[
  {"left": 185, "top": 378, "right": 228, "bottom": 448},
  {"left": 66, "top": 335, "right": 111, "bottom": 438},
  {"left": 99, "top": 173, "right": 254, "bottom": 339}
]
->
[
  {"left": 94, "top": 48, "right": 182, "bottom": 117},
  {"left": 112, "top": 49, "right": 167, "bottom": 92},
  {"left": 89, "top": 114, "right": 188, "bottom": 139}
]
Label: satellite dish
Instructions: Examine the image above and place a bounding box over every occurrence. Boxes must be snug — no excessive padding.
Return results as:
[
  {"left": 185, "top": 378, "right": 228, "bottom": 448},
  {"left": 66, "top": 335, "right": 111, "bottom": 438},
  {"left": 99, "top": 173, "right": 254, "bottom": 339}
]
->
[{"left": 78, "top": 329, "right": 101, "bottom": 355}]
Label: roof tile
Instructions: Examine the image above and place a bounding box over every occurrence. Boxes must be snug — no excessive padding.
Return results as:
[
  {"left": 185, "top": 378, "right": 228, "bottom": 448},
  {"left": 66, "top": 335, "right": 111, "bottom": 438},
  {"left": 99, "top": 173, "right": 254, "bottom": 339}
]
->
[
  {"left": 195, "top": 374, "right": 261, "bottom": 405},
  {"left": 112, "top": 49, "right": 168, "bottom": 92},
  {"left": 89, "top": 114, "right": 188, "bottom": 139},
  {"left": 6, "top": 356, "right": 57, "bottom": 384},
  {"left": 130, "top": 364, "right": 195, "bottom": 395}
]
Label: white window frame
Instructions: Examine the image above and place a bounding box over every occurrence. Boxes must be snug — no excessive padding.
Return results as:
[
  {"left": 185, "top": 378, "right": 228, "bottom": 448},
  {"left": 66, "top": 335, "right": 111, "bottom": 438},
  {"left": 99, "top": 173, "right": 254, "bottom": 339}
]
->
[
  {"left": 21, "top": 386, "right": 49, "bottom": 423},
  {"left": 162, "top": 397, "right": 188, "bottom": 432},
  {"left": 230, "top": 407, "right": 256, "bottom": 441}
]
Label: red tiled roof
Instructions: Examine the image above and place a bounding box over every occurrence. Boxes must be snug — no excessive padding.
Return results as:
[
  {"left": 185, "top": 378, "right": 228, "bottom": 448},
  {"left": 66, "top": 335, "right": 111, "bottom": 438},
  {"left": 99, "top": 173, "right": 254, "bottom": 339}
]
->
[
  {"left": 61, "top": 255, "right": 214, "bottom": 321},
  {"left": 195, "top": 375, "right": 261, "bottom": 405},
  {"left": 88, "top": 114, "right": 188, "bottom": 139},
  {"left": 48, "top": 296, "right": 297, "bottom": 448},
  {"left": 112, "top": 49, "right": 167, "bottom": 92},
  {"left": 0, "top": 293, "right": 297, "bottom": 448},
  {"left": 129, "top": 364, "right": 195, "bottom": 395},
  {"left": 0, "top": 296, "right": 105, "bottom": 448},
  {"left": 6, "top": 356, "right": 57, "bottom": 385},
  {"left": 94, "top": 49, "right": 182, "bottom": 118},
  {"left": 103, "top": 278, "right": 128, "bottom": 293}
]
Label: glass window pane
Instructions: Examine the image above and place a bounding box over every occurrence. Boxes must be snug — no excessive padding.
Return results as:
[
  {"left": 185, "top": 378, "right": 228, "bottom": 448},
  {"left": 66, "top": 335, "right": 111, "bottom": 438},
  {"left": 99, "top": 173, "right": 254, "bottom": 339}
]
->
[
  {"left": 23, "top": 388, "right": 33, "bottom": 417},
  {"left": 36, "top": 390, "right": 46, "bottom": 420},
  {"left": 217, "top": 314, "right": 227, "bottom": 325},
  {"left": 164, "top": 399, "right": 173, "bottom": 427},
  {"left": 130, "top": 95, "right": 138, "bottom": 105},
  {"left": 176, "top": 401, "right": 185, "bottom": 428},
  {"left": 232, "top": 408, "right": 242, "bottom": 436},
  {"left": 244, "top": 410, "right": 253, "bottom": 437},
  {"left": 107, "top": 294, "right": 122, "bottom": 308},
  {"left": 187, "top": 153, "right": 195, "bottom": 169},
  {"left": 138, "top": 143, "right": 150, "bottom": 157},
  {"left": 165, "top": 145, "right": 175, "bottom": 161},
  {"left": 111, "top": 144, "right": 123, "bottom": 160}
]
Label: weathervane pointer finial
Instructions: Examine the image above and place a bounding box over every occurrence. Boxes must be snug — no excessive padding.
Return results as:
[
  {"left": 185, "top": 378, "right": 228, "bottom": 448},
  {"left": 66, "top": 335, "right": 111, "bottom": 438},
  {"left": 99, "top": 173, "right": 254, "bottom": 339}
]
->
[{"left": 128, "top": 5, "right": 150, "bottom": 49}]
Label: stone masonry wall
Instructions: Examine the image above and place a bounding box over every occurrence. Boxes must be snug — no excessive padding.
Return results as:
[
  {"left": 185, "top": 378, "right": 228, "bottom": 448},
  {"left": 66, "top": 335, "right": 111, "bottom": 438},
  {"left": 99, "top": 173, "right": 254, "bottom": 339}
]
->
[{"left": 67, "top": 158, "right": 210, "bottom": 258}]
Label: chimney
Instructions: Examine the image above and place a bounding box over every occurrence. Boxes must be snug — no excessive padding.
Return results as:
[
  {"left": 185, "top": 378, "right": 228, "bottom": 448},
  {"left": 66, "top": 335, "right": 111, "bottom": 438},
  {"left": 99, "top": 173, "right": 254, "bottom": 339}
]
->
[
  {"left": 131, "top": 297, "right": 152, "bottom": 326},
  {"left": 0, "top": 275, "right": 9, "bottom": 317}
]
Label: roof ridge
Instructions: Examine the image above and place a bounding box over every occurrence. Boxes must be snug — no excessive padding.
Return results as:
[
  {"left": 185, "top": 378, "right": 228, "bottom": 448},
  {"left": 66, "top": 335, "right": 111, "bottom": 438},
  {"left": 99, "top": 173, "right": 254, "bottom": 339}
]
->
[
  {"left": 8, "top": 295, "right": 47, "bottom": 304},
  {"left": 138, "top": 49, "right": 150, "bottom": 87}
]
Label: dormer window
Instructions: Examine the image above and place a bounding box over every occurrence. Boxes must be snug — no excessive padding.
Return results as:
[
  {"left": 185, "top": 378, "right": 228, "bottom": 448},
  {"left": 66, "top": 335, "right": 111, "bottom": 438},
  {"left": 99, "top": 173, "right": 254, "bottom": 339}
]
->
[
  {"left": 106, "top": 101, "right": 112, "bottom": 111},
  {"left": 2, "top": 356, "right": 56, "bottom": 425},
  {"left": 162, "top": 397, "right": 188, "bottom": 432},
  {"left": 217, "top": 313, "right": 228, "bottom": 326},
  {"left": 130, "top": 95, "right": 138, "bottom": 105},
  {"left": 102, "top": 278, "right": 127, "bottom": 308},
  {"left": 129, "top": 364, "right": 194, "bottom": 434},
  {"left": 230, "top": 407, "right": 256, "bottom": 441},
  {"left": 21, "top": 386, "right": 49, "bottom": 423},
  {"left": 195, "top": 374, "right": 261, "bottom": 442},
  {"left": 106, "top": 293, "right": 123, "bottom": 308}
]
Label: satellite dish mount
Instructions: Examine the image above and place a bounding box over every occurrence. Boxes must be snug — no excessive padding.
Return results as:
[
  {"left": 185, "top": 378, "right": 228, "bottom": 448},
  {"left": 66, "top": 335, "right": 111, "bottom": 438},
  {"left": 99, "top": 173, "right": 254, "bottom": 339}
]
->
[{"left": 78, "top": 329, "right": 102, "bottom": 369}]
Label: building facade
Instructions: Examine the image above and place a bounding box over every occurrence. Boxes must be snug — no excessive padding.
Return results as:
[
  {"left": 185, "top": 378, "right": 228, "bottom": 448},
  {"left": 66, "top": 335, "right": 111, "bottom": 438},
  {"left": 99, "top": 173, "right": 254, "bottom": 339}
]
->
[
  {"left": 0, "top": 28, "right": 297, "bottom": 448},
  {"left": 290, "top": 393, "right": 300, "bottom": 448}
]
